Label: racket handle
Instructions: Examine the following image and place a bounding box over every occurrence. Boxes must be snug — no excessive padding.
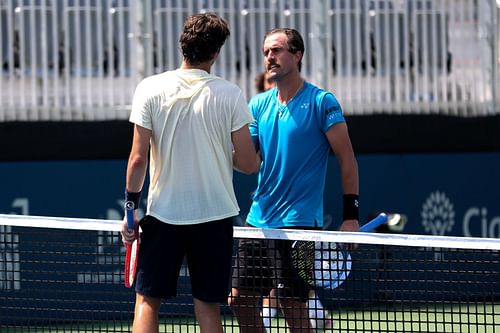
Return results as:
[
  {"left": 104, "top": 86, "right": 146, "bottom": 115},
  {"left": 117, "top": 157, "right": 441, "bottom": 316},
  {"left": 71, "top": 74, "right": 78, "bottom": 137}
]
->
[
  {"left": 360, "top": 212, "right": 388, "bottom": 232},
  {"left": 125, "top": 201, "right": 135, "bottom": 230}
]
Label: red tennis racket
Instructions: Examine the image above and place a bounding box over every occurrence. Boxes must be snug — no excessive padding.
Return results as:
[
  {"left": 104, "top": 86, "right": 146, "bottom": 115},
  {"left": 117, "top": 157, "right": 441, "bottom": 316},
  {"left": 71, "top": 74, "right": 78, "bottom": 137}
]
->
[{"left": 124, "top": 201, "right": 139, "bottom": 288}]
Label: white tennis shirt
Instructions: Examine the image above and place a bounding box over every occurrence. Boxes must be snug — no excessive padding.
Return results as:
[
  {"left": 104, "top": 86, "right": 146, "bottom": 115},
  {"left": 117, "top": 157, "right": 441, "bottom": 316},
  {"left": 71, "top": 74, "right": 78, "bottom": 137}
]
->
[{"left": 129, "top": 69, "right": 253, "bottom": 225}]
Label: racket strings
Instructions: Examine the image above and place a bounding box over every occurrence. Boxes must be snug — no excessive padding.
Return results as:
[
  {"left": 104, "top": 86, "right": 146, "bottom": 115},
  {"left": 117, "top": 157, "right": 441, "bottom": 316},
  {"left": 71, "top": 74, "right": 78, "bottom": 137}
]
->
[
  {"left": 318, "top": 242, "right": 352, "bottom": 289},
  {"left": 292, "top": 240, "right": 352, "bottom": 289}
]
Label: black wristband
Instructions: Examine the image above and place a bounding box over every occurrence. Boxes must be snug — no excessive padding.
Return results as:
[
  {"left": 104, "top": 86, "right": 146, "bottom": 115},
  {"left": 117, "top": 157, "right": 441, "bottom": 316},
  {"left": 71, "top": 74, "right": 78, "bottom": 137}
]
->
[
  {"left": 125, "top": 190, "right": 142, "bottom": 210},
  {"left": 343, "top": 194, "right": 359, "bottom": 221}
]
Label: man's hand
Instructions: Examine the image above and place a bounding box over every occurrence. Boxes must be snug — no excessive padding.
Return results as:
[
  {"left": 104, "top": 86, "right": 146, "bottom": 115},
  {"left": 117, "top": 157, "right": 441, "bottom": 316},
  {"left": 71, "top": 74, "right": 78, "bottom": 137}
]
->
[
  {"left": 339, "top": 219, "right": 359, "bottom": 232},
  {"left": 339, "top": 219, "right": 360, "bottom": 250},
  {"left": 121, "top": 217, "right": 137, "bottom": 246},
  {"left": 227, "top": 287, "right": 239, "bottom": 307}
]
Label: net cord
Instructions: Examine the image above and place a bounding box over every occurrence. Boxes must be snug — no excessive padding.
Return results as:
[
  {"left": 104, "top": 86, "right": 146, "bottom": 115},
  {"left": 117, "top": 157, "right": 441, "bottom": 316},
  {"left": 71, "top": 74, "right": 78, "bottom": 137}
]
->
[{"left": 1, "top": 213, "right": 500, "bottom": 250}]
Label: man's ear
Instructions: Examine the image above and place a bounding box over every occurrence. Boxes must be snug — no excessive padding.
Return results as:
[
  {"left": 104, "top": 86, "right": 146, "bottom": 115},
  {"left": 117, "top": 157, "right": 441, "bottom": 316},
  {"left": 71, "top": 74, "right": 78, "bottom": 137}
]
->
[{"left": 294, "top": 51, "right": 303, "bottom": 64}]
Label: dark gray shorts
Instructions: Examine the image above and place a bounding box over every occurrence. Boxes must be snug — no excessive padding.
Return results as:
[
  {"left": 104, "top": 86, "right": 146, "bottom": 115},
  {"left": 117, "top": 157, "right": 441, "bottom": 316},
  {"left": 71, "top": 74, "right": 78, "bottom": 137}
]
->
[
  {"left": 135, "top": 215, "right": 234, "bottom": 303},
  {"left": 232, "top": 226, "right": 312, "bottom": 302}
]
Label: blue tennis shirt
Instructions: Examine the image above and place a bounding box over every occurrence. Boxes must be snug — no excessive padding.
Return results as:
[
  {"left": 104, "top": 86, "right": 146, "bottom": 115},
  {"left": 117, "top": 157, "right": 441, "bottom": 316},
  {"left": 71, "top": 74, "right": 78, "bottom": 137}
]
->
[{"left": 247, "top": 81, "right": 345, "bottom": 229}]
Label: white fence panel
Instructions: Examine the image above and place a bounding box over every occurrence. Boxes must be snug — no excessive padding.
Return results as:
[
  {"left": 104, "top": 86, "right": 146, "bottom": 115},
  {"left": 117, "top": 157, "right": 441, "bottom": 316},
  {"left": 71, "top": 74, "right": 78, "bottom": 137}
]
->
[{"left": 0, "top": 0, "right": 498, "bottom": 121}]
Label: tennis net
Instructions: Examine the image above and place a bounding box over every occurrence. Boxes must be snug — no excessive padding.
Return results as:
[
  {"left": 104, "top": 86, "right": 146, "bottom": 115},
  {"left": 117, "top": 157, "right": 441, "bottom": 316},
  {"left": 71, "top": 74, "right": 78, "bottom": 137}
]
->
[{"left": 1, "top": 213, "right": 500, "bottom": 332}]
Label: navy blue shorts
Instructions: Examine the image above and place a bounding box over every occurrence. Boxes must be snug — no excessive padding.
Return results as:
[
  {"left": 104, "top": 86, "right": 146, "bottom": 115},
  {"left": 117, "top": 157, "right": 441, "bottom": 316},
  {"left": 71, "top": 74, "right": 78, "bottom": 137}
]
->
[
  {"left": 232, "top": 225, "right": 313, "bottom": 302},
  {"left": 135, "top": 215, "right": 234, "bottom": 303}
]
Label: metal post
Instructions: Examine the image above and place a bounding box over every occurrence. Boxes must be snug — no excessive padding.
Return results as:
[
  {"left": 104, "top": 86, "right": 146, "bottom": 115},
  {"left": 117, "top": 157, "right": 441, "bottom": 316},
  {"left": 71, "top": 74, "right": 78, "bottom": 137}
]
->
[
  {"left": 492, "top": 1, "right": 498, "bottom": 114},
  {"left": 142, "top": 0, "right": 153, "bottom": 77},
  {"left": 479, "top": 0, "right": 495, "bottom": 114},
  {"left": 310, "top": 0, "right": 328, "bottom": 89},
  {"left": 133, "top": 0, "right": 152, "bottom": 83}
]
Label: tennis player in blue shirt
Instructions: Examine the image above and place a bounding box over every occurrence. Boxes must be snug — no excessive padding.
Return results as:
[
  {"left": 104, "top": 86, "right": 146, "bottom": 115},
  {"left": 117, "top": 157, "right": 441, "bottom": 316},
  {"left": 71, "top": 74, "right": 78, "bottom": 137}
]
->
[{"left": 229, "top": 28, "right": 360, "bottom": 333}]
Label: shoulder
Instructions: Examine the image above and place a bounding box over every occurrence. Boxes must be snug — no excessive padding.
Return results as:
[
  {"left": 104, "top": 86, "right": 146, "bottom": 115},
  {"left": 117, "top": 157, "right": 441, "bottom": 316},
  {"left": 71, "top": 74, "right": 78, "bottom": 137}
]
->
[
  {"left": 303, "top": 82, "right": 344, "bottom": 127},
  {"left": 250, "top": 88, "right": 275, "bottom": 106},
  {"left": 249, "top": 88, "right": 275, "bottom": 115},
  {"left": 302, "top": 83, "right": 342, "bottom": 116},
  {"left": 141, "top": 71, "right": 175, "bottom": 86},
  {"left": 136, "top": 71, "right": 175, "bottom": 95},
  {"left": 209, "top": 76, "right": 243, "bottom": 94},
  {"left": 303, "top": 82, "right": 339, "bottom": 105}
]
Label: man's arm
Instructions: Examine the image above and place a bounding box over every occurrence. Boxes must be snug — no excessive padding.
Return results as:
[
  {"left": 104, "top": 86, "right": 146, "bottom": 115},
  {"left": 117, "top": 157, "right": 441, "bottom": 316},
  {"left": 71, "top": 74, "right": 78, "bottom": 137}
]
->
[
  {"left": 122, "top": 124, "right": 151, "bottom": 245},
  {"left": 326, "top": 122, "right": 360, "bottom": 233},
  {"left": 232, "top": 124, "right": 260, "bottom": 175},
  {"left": 126, "top": 125, "right": 151, "bottom": 192}
]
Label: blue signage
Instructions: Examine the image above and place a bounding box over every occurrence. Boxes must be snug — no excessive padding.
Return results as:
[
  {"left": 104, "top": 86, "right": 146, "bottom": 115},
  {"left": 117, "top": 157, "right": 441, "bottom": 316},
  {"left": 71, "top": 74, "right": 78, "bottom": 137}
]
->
[
  {"left": 1, "top": 153, "right": 499, "bottom": 325},
  {"left": 1, "top": 153, "right": 499, "bottom": 237}
]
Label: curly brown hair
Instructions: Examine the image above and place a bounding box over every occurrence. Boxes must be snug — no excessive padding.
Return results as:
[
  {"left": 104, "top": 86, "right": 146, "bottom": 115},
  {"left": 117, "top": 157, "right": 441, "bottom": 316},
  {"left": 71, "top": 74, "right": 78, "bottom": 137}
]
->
[{"left": 179, "top": 13, "right": 230, "bottom": 65}]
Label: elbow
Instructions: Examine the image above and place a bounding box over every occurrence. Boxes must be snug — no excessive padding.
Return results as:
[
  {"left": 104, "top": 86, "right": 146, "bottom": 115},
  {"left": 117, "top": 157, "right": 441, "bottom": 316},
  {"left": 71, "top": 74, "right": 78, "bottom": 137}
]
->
[
  {"left": 236, "top": 162, "right": 259, "bottom": 175},
  {"left": 129, "top": 154, "right": 148, "bottom": 171},
  {"left": 244, "top": 164, "right": 260, "bottom": 175},
  {"left": 235, "top": 156, "right": 260, "bottom": 175}
]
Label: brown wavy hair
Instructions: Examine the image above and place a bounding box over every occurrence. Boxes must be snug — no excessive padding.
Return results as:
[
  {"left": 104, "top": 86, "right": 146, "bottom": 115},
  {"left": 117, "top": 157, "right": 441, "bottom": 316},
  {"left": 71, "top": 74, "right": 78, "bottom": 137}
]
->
[{"left": 180, "top": 13, "right": 230, "bottom": 65}]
